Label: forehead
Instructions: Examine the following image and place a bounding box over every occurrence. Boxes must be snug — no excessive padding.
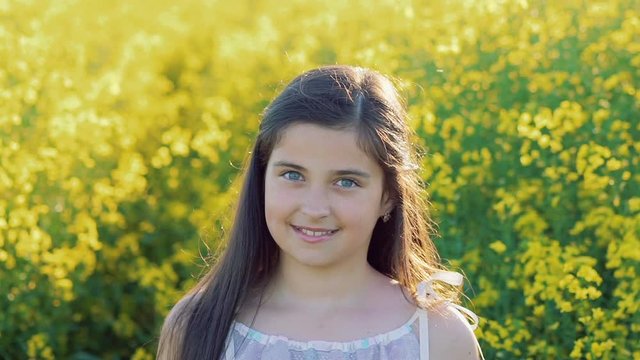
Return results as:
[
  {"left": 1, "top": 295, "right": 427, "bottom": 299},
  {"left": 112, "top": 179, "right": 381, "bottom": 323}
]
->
[{"left": 268, "top": 123, "right": 381, "bottom": 171}]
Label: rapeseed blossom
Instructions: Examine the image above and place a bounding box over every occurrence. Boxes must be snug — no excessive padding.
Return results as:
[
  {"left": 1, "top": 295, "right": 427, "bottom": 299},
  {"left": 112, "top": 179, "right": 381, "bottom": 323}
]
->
[{"left": 1, "top": 0, "right": 638, "bottom": 358}]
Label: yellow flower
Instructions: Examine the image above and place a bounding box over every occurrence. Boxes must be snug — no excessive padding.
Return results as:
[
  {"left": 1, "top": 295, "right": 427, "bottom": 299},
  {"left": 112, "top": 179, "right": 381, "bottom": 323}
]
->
[
  {"left": 132, "top": 348, "right": 154, "bottom": 360},
  {"left": 520, "top": 154, "right": 533, "bottom": 166},
  {"left": 489, "top": 240, "right": 507, "bottom": 254},
  {"left": 533, "top": 305, "right": 545, "bottom": 317},
  {"left": 591, "top": 308, "right": 605, "bottom": 321},
  {"left": 570, "top": 338, "right": 585, "bottom": 358},
  {"left": 151, "top": 146, "right": 173, "bottom": 169},
  {"left": 558, "top": 299, "right": 573, "bottom": 312},
  {"left": 591, "top": 339, "right": 616, "bottom": 357},
  {"left": 606, "top": 158, "right": 623, "bottom": 171},
  {"left": 26, "top": 333, "right": 54, "bottom": 360},
  {"left": 577, "top": 265, "right": 603, "bottom": 284}
]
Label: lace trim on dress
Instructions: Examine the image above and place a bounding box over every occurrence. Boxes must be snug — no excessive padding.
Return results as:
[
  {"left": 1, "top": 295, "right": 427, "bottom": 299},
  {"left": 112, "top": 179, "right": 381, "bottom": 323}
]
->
[
  {"left": 227, "top": 271, "right": 483, "bottom": 359},
  {"left": 232, "top": 309, "right": 420, "bottom": 352}
]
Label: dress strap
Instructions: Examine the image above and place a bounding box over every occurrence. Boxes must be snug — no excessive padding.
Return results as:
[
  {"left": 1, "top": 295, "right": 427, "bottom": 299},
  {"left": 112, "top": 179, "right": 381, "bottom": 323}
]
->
[
  {"left": 417, "top": 271, "right": 484, "bottom": 360},
  {"left": 417, "top": 308, "right": 429, "bottom": 360},
  {"left": 417, "top": 271, "right": 478, "bottom": 330},
  {"left": 417, "top": 271, "right": 465, "bottom": 360}
]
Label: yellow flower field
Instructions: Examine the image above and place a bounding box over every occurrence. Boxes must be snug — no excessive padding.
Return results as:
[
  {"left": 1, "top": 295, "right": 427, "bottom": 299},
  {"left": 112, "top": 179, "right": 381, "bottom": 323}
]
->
[{"left": 1, "top": 0, "right": 638, "bottom": 358}]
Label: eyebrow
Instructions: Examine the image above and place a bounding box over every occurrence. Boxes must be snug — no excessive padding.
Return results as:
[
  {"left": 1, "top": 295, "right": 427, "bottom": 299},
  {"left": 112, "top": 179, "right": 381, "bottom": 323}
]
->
[{"left": 271, "top": 161, "right": 371, "bottom": 178}]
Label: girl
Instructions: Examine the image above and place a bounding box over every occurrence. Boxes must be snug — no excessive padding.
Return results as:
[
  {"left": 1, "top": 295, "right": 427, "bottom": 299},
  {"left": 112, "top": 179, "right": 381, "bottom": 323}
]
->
[{"left": 158, "top": 65, "right": 483, "bottom": 359}]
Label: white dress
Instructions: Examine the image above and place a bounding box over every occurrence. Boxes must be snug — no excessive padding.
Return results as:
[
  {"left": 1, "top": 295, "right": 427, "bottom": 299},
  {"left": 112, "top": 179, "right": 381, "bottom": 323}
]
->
[{"left": 224, "top": 272, "right": 482, "bottom": 360}]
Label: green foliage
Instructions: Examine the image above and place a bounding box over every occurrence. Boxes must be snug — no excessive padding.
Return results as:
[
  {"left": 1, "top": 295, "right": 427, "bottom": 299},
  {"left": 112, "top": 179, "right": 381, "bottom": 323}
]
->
[{"left": 1, "top": 0, "right": 638, "bottom": 358}]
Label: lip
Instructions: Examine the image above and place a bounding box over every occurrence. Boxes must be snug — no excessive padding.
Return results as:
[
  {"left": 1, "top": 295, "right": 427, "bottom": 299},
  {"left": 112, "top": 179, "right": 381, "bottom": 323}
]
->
[{"left": 291, "top": 225, "right": 338, "bottom": 243}]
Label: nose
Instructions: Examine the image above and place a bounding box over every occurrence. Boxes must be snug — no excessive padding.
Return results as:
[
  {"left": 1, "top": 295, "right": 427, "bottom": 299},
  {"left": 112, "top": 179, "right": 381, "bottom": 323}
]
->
[{"left": 300, "top": 185, "right": 331, "bottom": 219}]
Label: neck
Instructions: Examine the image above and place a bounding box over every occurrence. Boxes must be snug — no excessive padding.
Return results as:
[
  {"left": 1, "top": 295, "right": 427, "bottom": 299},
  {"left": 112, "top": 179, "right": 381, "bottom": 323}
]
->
[{"left": 266, "top": 256, "right": 384, "bottom": 311}]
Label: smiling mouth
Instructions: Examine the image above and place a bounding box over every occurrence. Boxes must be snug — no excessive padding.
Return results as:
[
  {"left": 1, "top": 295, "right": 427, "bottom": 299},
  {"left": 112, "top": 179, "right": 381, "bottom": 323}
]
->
[{"left": 292, "top": 225, "right": 339, "bottom": 237}]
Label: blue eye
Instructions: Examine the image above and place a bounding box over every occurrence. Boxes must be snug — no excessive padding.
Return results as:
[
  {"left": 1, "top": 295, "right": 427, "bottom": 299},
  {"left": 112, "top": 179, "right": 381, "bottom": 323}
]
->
[
  {"left": 336, "top": 178, "right": 358, "bottom": 188},
  {"left": 282, "top": 171, "right": 303, "bottom": 181}
]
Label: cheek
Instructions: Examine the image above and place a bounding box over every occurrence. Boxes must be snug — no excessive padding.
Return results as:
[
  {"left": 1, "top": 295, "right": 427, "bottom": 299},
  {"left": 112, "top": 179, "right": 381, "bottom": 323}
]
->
[
  {"left": 334, "top": 196, "right": 379, "bottom": 225},
  {"left": 264, "top": 180, "right": 294, "bottom": 222}
]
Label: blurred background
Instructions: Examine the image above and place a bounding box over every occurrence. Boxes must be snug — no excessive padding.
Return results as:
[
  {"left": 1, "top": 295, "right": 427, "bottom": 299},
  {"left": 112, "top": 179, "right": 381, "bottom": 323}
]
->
[{"left": 1, "top": 0, "right": 639, "bottom": 358}]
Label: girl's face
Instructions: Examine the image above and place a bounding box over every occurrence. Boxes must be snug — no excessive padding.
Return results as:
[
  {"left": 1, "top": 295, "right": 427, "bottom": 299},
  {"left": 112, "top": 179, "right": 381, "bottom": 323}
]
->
[{"left": 264, "top": 123, "right": 393, "bottom": 270}]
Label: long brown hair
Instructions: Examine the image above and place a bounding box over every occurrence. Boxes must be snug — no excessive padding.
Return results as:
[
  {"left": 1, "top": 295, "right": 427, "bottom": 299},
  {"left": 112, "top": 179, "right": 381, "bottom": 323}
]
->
[{"left": 157, "top": 65, "right": 451, "bottom": 359}]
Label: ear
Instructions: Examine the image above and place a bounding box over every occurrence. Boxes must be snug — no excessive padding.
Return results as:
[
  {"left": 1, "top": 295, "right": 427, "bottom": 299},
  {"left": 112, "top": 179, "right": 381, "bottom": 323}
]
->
[{"left": 379, "top": 191, "right": 394, "bottom": 218}]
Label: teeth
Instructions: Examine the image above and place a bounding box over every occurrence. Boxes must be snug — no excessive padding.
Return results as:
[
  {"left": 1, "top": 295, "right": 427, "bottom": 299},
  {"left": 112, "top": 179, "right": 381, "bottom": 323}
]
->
[{"left": 299, "top": 227, "right": 334, "bottom": 237}]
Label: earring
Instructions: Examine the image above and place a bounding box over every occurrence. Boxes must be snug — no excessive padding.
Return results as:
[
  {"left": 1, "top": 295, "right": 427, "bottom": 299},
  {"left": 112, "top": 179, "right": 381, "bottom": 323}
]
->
[{"left": 382, "top": 212, "right": 391, "bottom": 222}]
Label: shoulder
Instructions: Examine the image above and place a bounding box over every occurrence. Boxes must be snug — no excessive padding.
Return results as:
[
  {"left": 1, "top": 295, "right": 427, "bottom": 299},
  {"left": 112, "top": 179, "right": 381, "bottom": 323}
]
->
[
  {"left": 427, "top": 302, "right": 481, "bottom": 360},
  {"left": 157, "top": 292, "right": 200, "bottom": 360}
]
